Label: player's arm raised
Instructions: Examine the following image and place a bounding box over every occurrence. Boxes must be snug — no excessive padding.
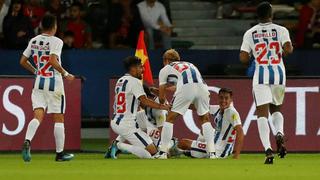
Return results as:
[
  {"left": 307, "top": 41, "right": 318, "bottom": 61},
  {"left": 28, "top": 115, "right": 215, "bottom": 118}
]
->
[
  {"left": 233, "top": 125, "right": 244, "bottom": 159},
  {"left": 20, "top": 55, "right": 37, "bottom": 75},
  {"left": 139, "top": 95, "right": 170, "bottom": 111},
  {"left": 48, "top": 54, "right": 74, "bottom": 81}
]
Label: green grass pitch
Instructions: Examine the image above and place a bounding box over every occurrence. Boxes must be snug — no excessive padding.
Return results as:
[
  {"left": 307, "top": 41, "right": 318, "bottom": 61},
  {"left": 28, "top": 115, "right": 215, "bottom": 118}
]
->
[{"left": 0, "top": 139, "right": 319, "bottom": 180}]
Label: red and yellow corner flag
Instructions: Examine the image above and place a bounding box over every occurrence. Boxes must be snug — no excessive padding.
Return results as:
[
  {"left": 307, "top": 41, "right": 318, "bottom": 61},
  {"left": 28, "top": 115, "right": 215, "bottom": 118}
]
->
[{"left": 135, "top": 31, "right": 154, "bottom": 85}]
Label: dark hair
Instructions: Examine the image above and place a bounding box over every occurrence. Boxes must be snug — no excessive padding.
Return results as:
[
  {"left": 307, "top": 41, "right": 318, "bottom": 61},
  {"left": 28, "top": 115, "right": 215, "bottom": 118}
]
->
[
  {"left": 6, "top": 0, "right": 24, "bottom": 18},
  {"left": 256, "top": 1, "right": 272, "bottom": 20},
  {"left": 41, "top": 14, "right": 57, "bottom": 31},
  {"left": 123, "top": 56, "right": 142, "bottom": 71},
  {"left": 143, "top": 84, "right": 154, "bottom": 98},
  {"left": 219, "top": 87, "right": 233, "bottom": 97}
]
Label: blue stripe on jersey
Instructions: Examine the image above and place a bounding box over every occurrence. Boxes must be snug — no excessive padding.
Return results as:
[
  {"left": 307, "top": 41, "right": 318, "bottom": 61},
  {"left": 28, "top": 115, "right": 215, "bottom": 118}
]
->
[
  {"left": 49, "top": 67, "right": 55, "bottom": 91},
  {"left": 182, "top": 71, "right": 188, "bottom": 84},
  {"left": 220, "top": 144, "right": 231, "bottom": 158},
  {"left": 252, "top": 30, "right": 259, "bottom": 44},
  {"left": 191, "top": 147, "right": 207, "bottom": 154},
  {"left": 272, "top": 29, "right": 278, "bottom": 41},
  {"left": 149, "top": 108, "right": 155, "bottom": 121},
  {"left": 227, "top": 144, "right": 234, "bottom": 156},
  {"left": 222, "top": 124, "right": 232, "bottom": 140},
  {"left": 115, "top": 115, "right": 124, "bottom": 125},
  {"left": 259, "top": 66, "right": 264, "bottom": 84},
  {"left": 156, "top": 136, "right": 161, "bottom": 147},
  {"left": 214, "top": 132, "right": 220, "bottom": 144},
  {"left": 134, "top": 132, "right": 149, "bottom": 147},
  {"left": 122, "top": 80, "right": 128, "bottom": 91},
  {"left": 38, "top": 77, "right": 45, "bottom": 89},
  {"left": 61, "top": 95, "right": 65, "bottom": 114},
  {"left": 131, "top": 96, "right": 136, "bottom": 113},
  {"left": 278, "top": 65, "right": 284, "bottom": 85},
  {"left": 190, "top": 68, "right": 198, "bottom": 83},
  {"left": 268, "top": 65, "right": 275, "bottom": 84}
]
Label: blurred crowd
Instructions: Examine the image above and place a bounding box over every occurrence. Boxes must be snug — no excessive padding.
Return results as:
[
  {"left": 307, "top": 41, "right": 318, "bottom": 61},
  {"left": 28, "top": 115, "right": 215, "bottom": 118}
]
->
[
  {"left": 0, "top": 0, "right": 172, "bottom": 50},
  {"left": 0, "top": 0, "right": 319, "bottom": 50}
]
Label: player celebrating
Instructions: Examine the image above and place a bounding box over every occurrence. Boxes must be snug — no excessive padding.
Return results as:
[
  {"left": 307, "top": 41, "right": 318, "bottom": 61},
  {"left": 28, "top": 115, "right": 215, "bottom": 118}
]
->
[
  {"left": 20, "top": 14, "right": 75, "bottom": 162},
  {"left": 107, "top": 85, "right": 179, "bottom": 159},
  {"left": 106, "top": 56, "right": 170, "bottom": 159},
  {"left": 178, "top": 88, "right": 244, "bottom": 159},
  {"left": 240, "top": 2, "right": 293, "bottom": 164},
  {"left": 156, "top": 49, "right": 216, "bottom": 159}
]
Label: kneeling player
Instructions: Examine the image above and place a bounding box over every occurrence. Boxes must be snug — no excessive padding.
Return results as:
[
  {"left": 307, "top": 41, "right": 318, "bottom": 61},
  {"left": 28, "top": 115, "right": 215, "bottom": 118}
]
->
[
  {"left": 105, "top": 56, "right": 170, "bottom": 159},
  {"left": 108, "top": 85, "right": 178, "bottom": 158},
  {"left": 178, "top": 88, "right": 244, "bottom": 159}
]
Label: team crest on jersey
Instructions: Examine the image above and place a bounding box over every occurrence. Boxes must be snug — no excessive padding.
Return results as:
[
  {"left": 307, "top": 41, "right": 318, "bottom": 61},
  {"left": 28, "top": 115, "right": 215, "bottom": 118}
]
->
[{"left": 232, "top": 113, "right": 238, "bottom": 121}]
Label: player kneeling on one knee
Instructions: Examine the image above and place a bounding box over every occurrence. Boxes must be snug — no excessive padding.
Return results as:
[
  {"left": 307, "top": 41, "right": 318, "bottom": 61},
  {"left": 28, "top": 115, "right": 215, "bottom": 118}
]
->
[
  {"left": 105, "top": 56, "right": 170, "bottom": 159},
  {"left": 178, "top": 88, "right": 244, "bottom": 159}
]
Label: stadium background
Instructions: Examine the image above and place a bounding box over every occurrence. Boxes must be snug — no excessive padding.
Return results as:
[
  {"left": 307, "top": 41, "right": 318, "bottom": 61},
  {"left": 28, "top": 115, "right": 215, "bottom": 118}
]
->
[{"left": 0, "top": 0, "right": 320, "bottom": 152}]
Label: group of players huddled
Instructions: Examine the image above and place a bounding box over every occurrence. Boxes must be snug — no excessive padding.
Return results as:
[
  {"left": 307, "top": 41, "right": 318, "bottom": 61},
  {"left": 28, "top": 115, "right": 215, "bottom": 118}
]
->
[{"left": 19, "top": 1, "right": 292, "bottom": 164}]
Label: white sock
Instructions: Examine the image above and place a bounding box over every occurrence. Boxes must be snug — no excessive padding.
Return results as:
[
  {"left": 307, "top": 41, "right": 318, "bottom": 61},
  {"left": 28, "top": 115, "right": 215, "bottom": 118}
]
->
[
  {"left": 117, "top": 142, "right": 152, "bottom": 159},
  {"left": 272, "top": 112, "right": 284, "bottom": 135},
  {"left": 54, "top": 123, "right": 65, "bottom": 153},
  {"left": 159, "top": 122, "right": 173, "bottom": 152},
  {"left": 201, "top": 122, "right": 216, "bottom": 153},
  {"left": 25, "top": 119, "right": 40, "bottom": 141},
  {"left": 257, "top": 117, "right": 271, "bottom": 151}
]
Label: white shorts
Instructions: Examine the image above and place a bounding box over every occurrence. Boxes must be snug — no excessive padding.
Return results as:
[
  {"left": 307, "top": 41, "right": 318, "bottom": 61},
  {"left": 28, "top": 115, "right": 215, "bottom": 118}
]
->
[
  {"left": 190, "top": 140, "right": 232, "bottom": 158},
  {"left": 31, "top": 89, "right": 66, "bottom": 114},
  {"left": 172, "top": 83, "right": 210, "bottom": 116},
  {"left": 111, "top": 119, "right": 153, "bottom": 148},
  {"left": 253, "top": 84, "right": 285, "bottom": 106}
]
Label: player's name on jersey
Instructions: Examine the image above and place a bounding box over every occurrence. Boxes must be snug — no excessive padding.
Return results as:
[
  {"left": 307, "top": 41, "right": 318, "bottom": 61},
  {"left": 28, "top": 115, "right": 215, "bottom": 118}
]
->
[
  {"left": 31, "top": 44, "right": 50, "bottom": 51},
  {"left": 253, "top": 31, "right": 277, "bottom": 39}
]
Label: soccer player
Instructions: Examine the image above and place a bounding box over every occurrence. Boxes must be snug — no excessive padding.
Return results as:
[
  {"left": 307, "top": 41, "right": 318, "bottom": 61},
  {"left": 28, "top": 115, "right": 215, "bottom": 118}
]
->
[
  {"left": 107, "top": 85, "right": 179, "bottom": 159},
  {"left": 240, "top": 1, "right": 293, "bottom": 164},
  {"left": 20, "top": 14, "right": 75, "bottom": 162},
  {"left": 106, "top": 56, "right": 170, "bottom": 159},
  {"left": 156, "top": 49, "right": 216, "bottom": 159},
  {"left": 178, "top": 88, "right": 244, "bottom": 159}
]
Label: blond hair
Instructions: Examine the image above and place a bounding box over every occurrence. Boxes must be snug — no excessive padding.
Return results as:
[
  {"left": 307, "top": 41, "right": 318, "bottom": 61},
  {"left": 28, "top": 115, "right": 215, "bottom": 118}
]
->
[{"left": 163, "top": 49, "right": 180, "bottom": 62}]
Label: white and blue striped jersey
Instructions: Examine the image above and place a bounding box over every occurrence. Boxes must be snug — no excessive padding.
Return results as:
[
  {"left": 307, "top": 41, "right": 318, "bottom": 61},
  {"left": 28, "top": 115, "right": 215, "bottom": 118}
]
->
[
  {"left": 240, "top": 22, "right": 291, "bottom": 86},
  {"left": 159, "top": 61, "right": 205, "bottom": 94},
  {"left": 113, "top": 74, "right": 146, "bottom": 125},
  {"left": 210, "top": 105, "right": 241, "bottom": 158},
  {"left": 23, "top": 34, "right": 64, "bottom": 93},
  {"left": 144, "top": 97, "right": 167, "bottom": 128}
]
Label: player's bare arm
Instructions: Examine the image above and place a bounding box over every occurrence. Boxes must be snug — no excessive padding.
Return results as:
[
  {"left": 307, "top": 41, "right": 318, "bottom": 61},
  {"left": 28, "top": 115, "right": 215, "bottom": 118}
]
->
[
  {"left": 233, "top": 125, "right": 244, "bottom": 159},
  {"left": 158, "top": 84, "right": 167, "bottom": 104},
  {"left": 239, "top": 51, "right": 250, "bottom": 64},
  {"left": 49, "top": 54, "right": 74, "bottom": 81},
  {"left": 149, "top": 86, "right": 159, "bottom": 96},
  {"left": 282, "top": 41, "right": 293, "bottom": 56},
  {"left": 139, "top": 95, "right": 170, "bottom": 111},
  {"left": 20, "top": 55, "right": 37, "bottom": 74}
]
